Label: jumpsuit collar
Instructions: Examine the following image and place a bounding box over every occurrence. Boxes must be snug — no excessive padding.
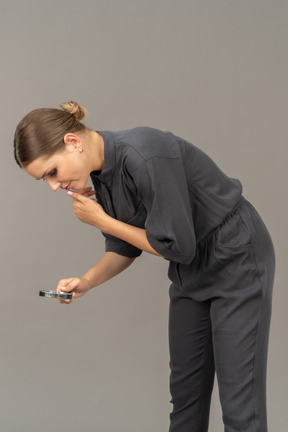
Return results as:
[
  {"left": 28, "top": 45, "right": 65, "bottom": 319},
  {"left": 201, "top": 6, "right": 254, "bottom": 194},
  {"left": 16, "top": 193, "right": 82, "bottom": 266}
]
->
[{"left": 91, "top": 131, "right": 116, "bottom": 184}]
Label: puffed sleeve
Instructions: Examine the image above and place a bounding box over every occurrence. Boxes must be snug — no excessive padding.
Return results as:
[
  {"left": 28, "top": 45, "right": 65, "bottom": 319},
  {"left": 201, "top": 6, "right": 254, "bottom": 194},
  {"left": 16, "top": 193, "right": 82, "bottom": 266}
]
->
[
  {"left": 133, "top": 157, "right": 196, "bottom": 264},
  {"left": 103, "top": 232, "right": 143, "bottom": 258},
  {"left": 92, "top": 174, "right": 143, "bottom": 259}
]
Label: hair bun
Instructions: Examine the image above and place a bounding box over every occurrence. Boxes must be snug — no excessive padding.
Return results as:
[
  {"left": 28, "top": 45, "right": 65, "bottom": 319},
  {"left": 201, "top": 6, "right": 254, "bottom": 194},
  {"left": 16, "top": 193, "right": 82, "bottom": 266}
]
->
[{"left": 60, "top": 101, "right": 86, "bottom": 121}]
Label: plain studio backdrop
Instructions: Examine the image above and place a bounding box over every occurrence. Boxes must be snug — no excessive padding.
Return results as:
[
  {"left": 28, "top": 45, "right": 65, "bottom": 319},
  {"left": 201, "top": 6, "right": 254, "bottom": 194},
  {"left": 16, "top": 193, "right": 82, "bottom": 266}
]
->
[{"left": 1, "top": 1, "right": 287, "bottom": 431}]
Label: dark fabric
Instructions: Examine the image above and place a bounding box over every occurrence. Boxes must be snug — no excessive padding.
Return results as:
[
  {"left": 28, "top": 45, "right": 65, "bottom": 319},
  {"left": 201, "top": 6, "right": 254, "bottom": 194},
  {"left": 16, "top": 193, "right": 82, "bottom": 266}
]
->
[
  {"left": 90, "top": 127, "right": 243, "bottom": 263},
  {"left": 89, "top": 127, "right": 276, "bottom": 430},
  {"left": 169, "top": 295, "right": 215, "bottom": 432},
  {"left": 168, "top": 199, "right": 275, "bottom": 432}
]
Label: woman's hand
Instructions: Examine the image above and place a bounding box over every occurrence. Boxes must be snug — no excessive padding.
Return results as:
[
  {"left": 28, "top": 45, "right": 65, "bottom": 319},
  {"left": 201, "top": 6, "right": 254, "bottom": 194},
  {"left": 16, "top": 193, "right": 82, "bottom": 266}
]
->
[
  {"left": 56, "top": 277, "right": 90, "bottom": 304},
  {"left": 75, "top": 186, "right": 96, "bottom": 198},
  {"left": 56, "top": 252, "right": 136, "bottom": 305},
  {"left": 67, "top": 190, "right": 110, "bottom": 229},
  {"left": 67, "top": 191, "right": 162, "bottom": 258}
]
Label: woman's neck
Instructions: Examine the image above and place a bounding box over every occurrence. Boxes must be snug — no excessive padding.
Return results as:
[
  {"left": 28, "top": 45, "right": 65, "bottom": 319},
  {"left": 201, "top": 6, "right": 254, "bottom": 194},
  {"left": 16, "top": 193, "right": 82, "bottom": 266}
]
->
[{"left": 86, "top": 130, "right": 105, "bottom": 172}]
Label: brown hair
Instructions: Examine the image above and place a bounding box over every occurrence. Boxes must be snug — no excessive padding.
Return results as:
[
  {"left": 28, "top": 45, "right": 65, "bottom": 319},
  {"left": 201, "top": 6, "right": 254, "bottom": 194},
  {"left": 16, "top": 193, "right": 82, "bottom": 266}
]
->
[{"left": 14, "top": 101, "right": 87, "bottom": 167}]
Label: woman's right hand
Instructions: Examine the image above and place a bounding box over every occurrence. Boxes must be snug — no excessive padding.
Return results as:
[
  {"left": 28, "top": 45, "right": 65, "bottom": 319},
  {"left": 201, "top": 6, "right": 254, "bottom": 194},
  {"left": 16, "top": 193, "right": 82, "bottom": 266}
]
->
[
  {"left": 56, "top": 277, "right": 90, "bottom": 304},
  {"left": 55, "top": 252, "right": 136, "bottom": 305}
]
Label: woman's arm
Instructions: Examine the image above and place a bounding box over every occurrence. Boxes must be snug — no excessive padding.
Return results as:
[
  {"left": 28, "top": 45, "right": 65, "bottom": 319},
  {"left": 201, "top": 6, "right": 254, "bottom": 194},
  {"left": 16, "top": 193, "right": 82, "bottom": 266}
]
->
[
  {"left": 83, "top": 251, "right": 136, "bottom": 288},
  {"left": 102, "top": 217, "right": 163, "bottom": 257},
  {"left": 56, "top": 251, "right": 136, "bottom": 303},
  {"left": 67, "top": 191, "right": 163, "bottom": 258}
]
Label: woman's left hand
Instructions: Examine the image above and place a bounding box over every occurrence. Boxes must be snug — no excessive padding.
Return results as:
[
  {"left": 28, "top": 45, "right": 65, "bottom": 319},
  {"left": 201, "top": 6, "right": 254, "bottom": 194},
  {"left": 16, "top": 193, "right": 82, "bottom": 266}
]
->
[{"left": 67, "top": 190, "right": 109, "bottom": 229}]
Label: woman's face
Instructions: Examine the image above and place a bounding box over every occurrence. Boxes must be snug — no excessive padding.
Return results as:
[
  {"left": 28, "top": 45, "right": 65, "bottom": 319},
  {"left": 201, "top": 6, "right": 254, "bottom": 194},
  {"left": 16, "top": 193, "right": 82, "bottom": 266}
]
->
[{"left": 24, "top": 142, "right": 90, "bottom": 192}]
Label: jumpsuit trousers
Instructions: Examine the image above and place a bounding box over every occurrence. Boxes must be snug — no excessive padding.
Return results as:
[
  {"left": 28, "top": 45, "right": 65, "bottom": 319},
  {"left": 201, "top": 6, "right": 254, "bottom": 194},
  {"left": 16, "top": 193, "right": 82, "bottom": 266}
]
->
[{"left": 168, "top": 198, "right": 276, "bottom": 432}]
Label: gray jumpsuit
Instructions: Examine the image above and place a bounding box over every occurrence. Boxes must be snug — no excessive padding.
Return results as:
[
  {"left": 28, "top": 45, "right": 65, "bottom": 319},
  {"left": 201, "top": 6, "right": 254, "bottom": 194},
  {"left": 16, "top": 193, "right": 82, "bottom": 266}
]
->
[{"left": 90, "top": 127, "right": 275, "bottom": 432}]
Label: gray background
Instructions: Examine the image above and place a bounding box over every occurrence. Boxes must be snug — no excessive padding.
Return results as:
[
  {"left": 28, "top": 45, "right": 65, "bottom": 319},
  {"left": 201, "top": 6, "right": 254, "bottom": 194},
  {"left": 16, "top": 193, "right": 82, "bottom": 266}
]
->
[{"left": 1, "top": 1, "right": 287, "bottom": 431}]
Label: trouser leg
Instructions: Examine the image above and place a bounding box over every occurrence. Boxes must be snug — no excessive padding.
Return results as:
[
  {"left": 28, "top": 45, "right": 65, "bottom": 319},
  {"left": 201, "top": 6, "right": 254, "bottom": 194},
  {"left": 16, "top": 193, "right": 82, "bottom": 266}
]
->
[
  {"left": 210, "top": 203, "right": 276, "bottom": 432},
  {"left": 211, "top": 275, "right": 273, "bottom": 432},
  {"left": 167, "top": 199, "right": 275, "bottom": 432},
  {"left": 168, "top": 284, "right": 215, "bottom": 432}
]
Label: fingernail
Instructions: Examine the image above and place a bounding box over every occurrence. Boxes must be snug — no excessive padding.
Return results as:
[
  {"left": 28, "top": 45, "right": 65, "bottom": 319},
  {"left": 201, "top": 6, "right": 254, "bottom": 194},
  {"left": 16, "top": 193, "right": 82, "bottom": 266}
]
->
[{"left": 67, "top": 191, "right": 73, "bottom": 196}]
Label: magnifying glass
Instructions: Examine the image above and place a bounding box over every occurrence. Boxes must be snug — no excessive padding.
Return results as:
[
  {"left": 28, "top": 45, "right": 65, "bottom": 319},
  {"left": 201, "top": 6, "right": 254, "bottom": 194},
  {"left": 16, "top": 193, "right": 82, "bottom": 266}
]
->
[{"left": 39, "top": 289, "right": 73, "bottom": 300}]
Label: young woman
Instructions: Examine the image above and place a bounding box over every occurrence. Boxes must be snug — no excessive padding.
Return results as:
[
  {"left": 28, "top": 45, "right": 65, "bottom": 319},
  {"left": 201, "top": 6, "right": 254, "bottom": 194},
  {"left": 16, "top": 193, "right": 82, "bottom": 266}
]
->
[{"left": 14, "top": 101, "right": 276, "bottom": 432}]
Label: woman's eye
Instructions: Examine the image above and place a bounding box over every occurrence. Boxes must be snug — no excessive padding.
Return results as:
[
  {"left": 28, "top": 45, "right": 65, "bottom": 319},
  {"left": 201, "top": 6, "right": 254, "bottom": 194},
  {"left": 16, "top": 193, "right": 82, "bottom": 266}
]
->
[{"left": 49, "top": 169, "right": 57, "bottom": 177}]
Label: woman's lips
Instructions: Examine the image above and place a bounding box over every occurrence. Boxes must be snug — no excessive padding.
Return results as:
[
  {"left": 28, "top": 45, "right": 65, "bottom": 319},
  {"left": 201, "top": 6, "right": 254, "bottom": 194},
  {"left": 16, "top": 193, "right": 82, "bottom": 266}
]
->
[{"left": 65, "top": 182, "right": 72, "bottom": 190}]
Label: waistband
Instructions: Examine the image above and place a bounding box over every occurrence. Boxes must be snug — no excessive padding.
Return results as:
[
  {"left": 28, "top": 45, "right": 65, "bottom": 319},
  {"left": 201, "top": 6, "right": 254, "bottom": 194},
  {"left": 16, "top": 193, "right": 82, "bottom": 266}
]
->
[{"left": 216, "top": 196, "right": 246, "bottom": 228}]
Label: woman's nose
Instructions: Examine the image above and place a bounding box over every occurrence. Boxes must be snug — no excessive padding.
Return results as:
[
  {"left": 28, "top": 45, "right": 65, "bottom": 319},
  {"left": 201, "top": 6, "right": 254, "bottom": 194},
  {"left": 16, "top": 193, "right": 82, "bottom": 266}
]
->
[{"left": 46, "top": 178, "right": 60, "bottom": 192}]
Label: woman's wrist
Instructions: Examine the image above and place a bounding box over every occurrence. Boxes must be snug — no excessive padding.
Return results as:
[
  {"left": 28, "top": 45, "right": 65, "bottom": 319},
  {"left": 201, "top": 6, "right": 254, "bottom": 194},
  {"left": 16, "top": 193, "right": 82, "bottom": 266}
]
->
[
  {"left": 81, "top": 276, "right": 93, "bottom": 291},
  {"left": 98, "top": 213, "right": 114, "bottom": 233}
]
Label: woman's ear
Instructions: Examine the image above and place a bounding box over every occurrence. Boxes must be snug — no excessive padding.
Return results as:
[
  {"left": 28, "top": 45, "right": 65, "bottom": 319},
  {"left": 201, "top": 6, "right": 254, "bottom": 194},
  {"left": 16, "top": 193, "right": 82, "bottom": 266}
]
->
[{"left": 63, "top": 133, "right": 82, "bottom": 150}]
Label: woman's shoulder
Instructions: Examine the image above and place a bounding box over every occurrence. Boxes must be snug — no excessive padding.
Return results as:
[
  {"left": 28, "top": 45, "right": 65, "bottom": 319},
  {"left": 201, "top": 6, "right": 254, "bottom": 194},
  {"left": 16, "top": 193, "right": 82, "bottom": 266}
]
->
[
  {"left": 114, "top": 126, "right": 169, "bottom": 143},
  {"left": 113, "top": 126, "right": 180, "bottom": 161}
]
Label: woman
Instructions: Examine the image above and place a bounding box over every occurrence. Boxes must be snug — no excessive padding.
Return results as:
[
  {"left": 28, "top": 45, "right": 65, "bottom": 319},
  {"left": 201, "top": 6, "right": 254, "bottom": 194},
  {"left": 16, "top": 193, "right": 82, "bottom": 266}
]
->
[{"left": 14, "top": 101, "right": 276, "bottom": 432}]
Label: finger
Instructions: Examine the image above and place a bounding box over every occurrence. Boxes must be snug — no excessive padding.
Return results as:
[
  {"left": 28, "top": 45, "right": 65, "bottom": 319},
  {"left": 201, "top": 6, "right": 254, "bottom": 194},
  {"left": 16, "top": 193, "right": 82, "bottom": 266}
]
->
[
  {"left": 61, "top": 278, "right": 80, "bottom": 293},
  {"left": 76, "top": 187, "right": 94, "bottom": 195},
  {"left": 58, "top": 298, "right": 66, "bottom": 304},
  {"left": 85, "top": 190, "right": 97, "bottom": 197},
  {"left": 67, "top": 190, "right": 87, "bottom": 202},
  {"left": 56, "top": 278, "right": 73, "bottom": 292},
  {"left": 81, "top": 187, "right": 92, "bottom": 193},
  {"left": 58, "top": 293, "right": 75, "bottom": 305},
  {"left": 81, "top": 191, "right": 96, "bottom": 198},
  {"left": 64, "top": 295, "right": 75, "bottom": 304}
]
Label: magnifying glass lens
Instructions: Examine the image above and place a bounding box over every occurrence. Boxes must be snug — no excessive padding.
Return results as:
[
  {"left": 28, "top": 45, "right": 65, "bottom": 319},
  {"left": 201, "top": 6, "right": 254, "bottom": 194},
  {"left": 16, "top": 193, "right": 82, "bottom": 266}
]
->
[{"left": 39, "top": 290, "right": 73, "bottom": 300}]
